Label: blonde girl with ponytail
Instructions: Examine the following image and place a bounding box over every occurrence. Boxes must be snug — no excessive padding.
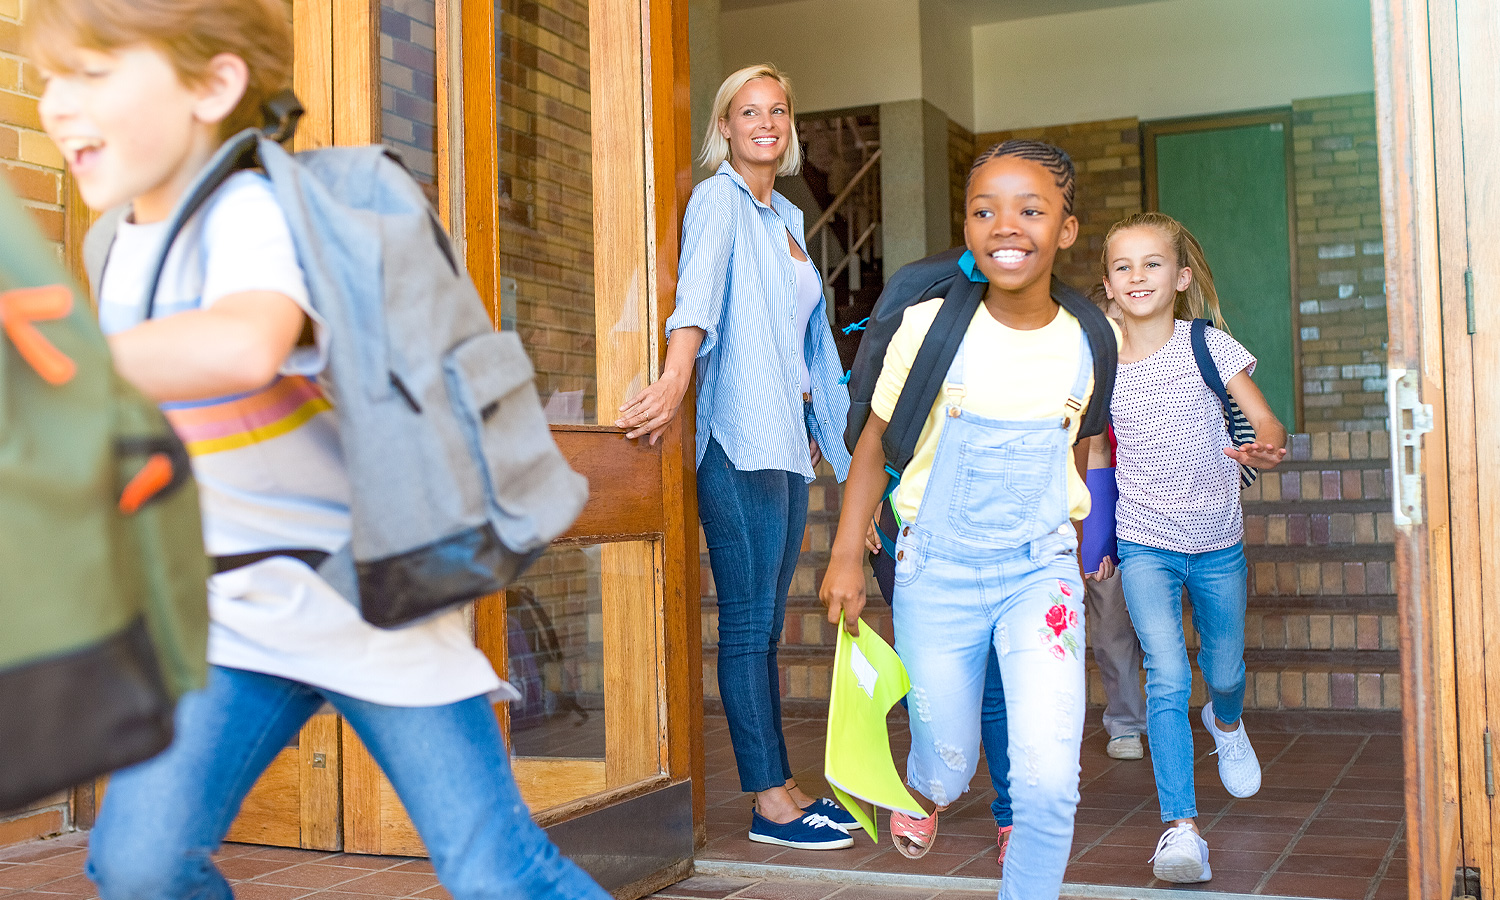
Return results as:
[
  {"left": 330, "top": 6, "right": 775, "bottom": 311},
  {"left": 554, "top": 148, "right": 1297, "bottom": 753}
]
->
[{"left": 1099, "top": 212, "right": 1287, "bottom": 886}]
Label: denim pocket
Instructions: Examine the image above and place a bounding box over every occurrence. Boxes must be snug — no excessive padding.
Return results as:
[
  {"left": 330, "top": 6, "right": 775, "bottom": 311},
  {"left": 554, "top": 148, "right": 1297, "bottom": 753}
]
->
[
  {"left": 950, "top": 439, "right": 1053, "bottom": 545},
  {"left": 893, "top": 532, "right": 924, "bottom": 587}
]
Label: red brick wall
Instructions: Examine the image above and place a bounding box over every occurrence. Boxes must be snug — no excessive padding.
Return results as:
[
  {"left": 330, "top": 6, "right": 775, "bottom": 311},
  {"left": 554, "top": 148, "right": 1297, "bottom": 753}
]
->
[
  {"left": 974, "top": 117, "right": 1142, "bottom": 294},
  {"left": 498, "top": 0, "right": 597, "bottom": 421},
  {"left": 948, "top": 118, "right": 974, "bottom": 247},
  {"left": 1291, "top": 93, "right": 1387, "bottom": 432},
  {"left": 0, "top": 2, "right": 64, "bottom": 252},
  {"left": 380, "top": 0, "right": 438, "bottom": 188}
]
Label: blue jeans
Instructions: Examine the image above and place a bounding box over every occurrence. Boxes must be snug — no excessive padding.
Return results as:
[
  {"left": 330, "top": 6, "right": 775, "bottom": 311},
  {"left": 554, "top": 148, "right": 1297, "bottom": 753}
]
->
[
  {"left": 894, "top": 527, "right": 1085, "bottom": 900},
  {"left": 1117, "top": 540, "right": 1248, "bottom": 823},
  {"left": 87, "top": 666, "right": 609, "bottom": 900},
  {"left": 698, "top": 436, "right": 809, "bottom": 793}
]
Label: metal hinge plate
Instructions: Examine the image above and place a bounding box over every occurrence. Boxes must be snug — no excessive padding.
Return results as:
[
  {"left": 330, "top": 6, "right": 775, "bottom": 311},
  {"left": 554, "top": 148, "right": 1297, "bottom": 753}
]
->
[{"left": 1388, "top": 368, "right": 1434, "bottom": 526}]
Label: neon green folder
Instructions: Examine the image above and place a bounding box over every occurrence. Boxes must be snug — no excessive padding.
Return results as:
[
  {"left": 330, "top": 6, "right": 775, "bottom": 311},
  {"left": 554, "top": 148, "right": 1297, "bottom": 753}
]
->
[{"left": 824, "top": 615, "right": 925, "bottom": 841}]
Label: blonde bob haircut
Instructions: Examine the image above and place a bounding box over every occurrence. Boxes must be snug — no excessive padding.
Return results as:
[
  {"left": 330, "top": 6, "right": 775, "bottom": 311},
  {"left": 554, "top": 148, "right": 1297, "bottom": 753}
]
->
[{"left": 698, "top": 63, "right": 802, "bottom": 176}]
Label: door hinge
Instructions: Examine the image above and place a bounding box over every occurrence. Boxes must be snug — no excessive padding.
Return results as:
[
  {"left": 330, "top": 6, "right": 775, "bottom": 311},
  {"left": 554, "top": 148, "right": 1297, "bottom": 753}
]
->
[
  {"left": 1486, "top": 729, "right": 1495, "bottom": 797},
  {"left": 1388, "top": 368, "right": 1434, "bottom": 526},
  {"left": 1466, "top": 268, "right": 1476, "bottom": 335}
]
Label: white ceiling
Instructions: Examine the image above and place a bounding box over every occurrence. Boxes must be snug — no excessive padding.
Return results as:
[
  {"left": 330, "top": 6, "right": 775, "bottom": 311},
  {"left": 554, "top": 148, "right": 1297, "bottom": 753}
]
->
[{"left": 718, "top": 0, "right": 1162, "bottom": 25}]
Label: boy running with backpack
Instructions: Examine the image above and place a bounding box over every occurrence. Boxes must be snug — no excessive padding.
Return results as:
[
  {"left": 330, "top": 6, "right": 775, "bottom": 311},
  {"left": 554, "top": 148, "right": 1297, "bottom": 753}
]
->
[
  {"left": 28, "top": 2, "right": 607, "bottom": 898},
  {"left": 821, "top": 140, "right": 1116, "bottom": 900}
]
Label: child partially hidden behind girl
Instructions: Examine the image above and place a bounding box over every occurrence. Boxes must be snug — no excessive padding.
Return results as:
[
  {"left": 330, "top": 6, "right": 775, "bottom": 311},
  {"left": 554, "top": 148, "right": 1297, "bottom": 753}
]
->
[{"left": 1102, "top": 212, "right": 1287, "bottom": 884}]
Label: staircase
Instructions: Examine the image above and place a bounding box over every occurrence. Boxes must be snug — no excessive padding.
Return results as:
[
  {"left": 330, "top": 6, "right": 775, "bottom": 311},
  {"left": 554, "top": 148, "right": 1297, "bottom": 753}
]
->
[
  {"left": 699, "top": 431, "right": 1398, "bottom": 719},
  {"left": 795, "top": 113, "right": 884, "bottom": 366}
]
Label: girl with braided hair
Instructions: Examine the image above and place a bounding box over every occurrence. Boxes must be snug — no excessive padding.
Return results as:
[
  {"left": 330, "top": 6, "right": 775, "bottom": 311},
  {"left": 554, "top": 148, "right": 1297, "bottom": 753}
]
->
[{"left": 823, "top": 140, "right": 1114, "bottom": 900}]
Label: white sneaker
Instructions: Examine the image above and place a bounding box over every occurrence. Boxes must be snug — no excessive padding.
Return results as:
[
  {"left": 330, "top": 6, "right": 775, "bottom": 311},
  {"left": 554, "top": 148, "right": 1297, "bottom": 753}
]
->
[
  {"left": 1107, "top": 733, "right": 1144, "bottom": 759},
  {"left": 1200, "top": 703, "right": 1262, "bottom": 797},
  {"left": 1151, "top": 822, "right": 1212, "bottom": 883}
]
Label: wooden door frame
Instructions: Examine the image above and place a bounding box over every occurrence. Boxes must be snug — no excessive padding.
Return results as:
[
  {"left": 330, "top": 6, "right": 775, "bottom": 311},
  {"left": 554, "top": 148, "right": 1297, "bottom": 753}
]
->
[
  {"left": 1371, "top": 1, "right": 1462, "bottom": 897},
  {"left": 1141, "top": 108, "right": 1304, "bottom": 432}
]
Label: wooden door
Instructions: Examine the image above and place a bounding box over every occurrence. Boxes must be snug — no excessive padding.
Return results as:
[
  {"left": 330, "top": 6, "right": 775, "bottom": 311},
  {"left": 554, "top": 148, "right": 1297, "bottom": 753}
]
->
[
  {"left": 211, "top": 3, "right": 698, "bottom": 891},
  {"left": 1369, "top": 0, "right": 1486, "bottom": 897},
  {"left": 323, "top": 0, "right": 699, "bottom": 894}
]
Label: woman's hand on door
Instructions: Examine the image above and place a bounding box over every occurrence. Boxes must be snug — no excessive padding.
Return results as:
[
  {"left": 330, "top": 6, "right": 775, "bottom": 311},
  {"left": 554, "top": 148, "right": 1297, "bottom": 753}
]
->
[{"left": 617, "top": 327, "right": 703, "bottom": 443}]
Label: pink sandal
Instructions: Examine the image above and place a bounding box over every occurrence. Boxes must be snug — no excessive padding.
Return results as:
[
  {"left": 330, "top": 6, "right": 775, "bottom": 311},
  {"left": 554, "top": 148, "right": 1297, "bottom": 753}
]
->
[
  {"left": 889, "top": 808, "right": 938, "bottom": 859},
  {"left": 996, "top": 824, "right": 1013, "bottom": 867}
]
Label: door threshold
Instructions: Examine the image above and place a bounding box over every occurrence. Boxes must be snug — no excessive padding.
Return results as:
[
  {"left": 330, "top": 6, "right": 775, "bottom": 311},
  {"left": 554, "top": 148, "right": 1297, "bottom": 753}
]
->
[{"left": 693, "top": 859, "right": 1329, "bottom": 900}]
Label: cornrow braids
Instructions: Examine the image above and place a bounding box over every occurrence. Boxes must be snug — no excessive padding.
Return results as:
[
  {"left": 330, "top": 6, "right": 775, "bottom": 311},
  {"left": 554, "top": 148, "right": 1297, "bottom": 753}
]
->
[{"left": 967, "top": 139, "right": 1076, "bottom": 215}]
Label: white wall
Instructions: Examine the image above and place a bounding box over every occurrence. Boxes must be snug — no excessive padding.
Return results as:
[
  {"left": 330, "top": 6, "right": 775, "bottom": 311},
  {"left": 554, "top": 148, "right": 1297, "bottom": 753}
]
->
[
  {"left": 719, "top": 0, "right": 922, "bottom": 114},
  {"left": 971, "top": 0, "right": 1375, "bottom": 132},
  {"left": 920, "top": 0, "right": 976, "bottom": 129}
]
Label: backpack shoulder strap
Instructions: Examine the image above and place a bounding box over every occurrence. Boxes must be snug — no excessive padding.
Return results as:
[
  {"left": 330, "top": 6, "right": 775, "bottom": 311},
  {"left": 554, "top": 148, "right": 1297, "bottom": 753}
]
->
[
  {"left": 881, "top": 276, "right": 985, "bottom": 471},
  {"left": 1053, "top": 279, "right": 1117, "bottom": 441},
  {"left": 140, "top": 129, "right": 263, "bottom": 319},
  {"left": 1190, "top": 318, "right": 1234, "bottom": 415}
]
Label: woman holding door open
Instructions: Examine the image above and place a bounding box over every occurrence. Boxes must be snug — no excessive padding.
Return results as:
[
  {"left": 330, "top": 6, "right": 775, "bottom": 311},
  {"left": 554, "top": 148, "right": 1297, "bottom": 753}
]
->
[{"left": 615, "top": 63, "right": 856, "bottom": 850}]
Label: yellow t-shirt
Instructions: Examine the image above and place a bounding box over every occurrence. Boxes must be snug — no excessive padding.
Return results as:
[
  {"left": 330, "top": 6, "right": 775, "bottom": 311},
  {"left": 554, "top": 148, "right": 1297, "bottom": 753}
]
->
[{"left": 870, "top": 298, "right": 1120, "bottom": 525}]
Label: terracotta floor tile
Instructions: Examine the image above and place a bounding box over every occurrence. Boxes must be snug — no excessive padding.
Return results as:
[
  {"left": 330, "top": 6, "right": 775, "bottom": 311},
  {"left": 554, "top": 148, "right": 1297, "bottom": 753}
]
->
[
  {"left": 649, "top": 874, "right": 758, "bottom": 898},
  {"left": 252, "top": 862, "right": 367, "bottom": 890},
  {"left": 231, "top": 882, "right": 318, "bottom": 900},
  {"left": 326, "top": 870, "right": 438, "bottom": 897},
  {"left": 1275, "top": 852, "right": 1385, "bottom": 879},
  {"left": 729, "top": 880, "right": 843, "bottom": 899},
  {"left": 1261, "top": 871, "right": 1373, "bottom": 899},
  {"left": 216, "top": 856, "right": 298, "bottom": 881}
]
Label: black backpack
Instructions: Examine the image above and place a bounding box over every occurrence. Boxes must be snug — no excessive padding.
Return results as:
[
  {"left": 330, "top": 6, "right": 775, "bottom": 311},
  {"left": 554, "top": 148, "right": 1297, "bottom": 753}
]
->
[
  {"left": 1189, "top": 318, "right": 1259, "bottom": 488},
  {"left": 844, "top": 247, "right": 1117, "bottom": 465},
  {"left": 845, "top": 248, "right": 1117, "bottom": 602}
]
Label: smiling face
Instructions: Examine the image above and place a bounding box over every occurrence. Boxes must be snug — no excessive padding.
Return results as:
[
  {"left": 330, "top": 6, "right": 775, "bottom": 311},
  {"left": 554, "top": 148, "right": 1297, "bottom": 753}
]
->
[
  {"left": 1103, "top": 225, "right": 1193, "bottom": 321},
  {"left": 39, "top": 44, "right": 236, "bottom": 222},
  {"left": 963, "top": 155, "right": 1078, "bottom": 294},
  {"left": 717, "top": 77, "right": 791, "bottom": 170}
]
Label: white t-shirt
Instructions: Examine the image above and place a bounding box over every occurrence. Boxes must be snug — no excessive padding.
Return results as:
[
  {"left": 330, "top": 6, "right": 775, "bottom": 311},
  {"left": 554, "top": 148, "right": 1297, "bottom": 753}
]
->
[
  {"left": 98, "top": 171, "right": 505, "bottom": 707},
  {"left": 793, "top": 256, "right": 822, "bottom": 394},
  {"left": 1111, "top": 319, "right": 1257, "bottom": 554}
]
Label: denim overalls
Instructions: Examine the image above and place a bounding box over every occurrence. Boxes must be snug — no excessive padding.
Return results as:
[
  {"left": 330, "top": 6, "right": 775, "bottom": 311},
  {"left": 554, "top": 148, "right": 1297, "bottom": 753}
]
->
[{"left": 892, "top": 332, "right": 1091, "bottom": 900}]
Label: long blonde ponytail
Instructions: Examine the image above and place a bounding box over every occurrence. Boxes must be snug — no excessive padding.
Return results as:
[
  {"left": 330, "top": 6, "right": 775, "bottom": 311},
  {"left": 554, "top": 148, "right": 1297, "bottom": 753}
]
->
[{"left": 1101, "top": 212, "right": 1229, "bottom": 333}]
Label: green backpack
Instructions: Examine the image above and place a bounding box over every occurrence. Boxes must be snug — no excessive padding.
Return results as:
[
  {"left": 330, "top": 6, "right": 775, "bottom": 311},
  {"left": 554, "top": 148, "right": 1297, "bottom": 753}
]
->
[{"left": 0, "top": 182, "right": 209, "bottom": 810}]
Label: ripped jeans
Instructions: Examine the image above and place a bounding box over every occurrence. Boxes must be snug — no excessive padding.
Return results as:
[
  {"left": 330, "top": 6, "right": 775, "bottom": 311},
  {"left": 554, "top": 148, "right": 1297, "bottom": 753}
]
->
[{"left": 894, "top": 525, "right": 1085, "bottom": 900}]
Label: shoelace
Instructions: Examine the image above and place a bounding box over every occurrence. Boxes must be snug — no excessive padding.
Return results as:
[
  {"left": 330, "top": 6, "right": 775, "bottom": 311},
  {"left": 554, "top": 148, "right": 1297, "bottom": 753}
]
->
[
  {"left": 1211, "top": 722, "right": 1251, "bottom": 761},
  {"left": 1149, "top": 824, "right": 1196, "bottom": 862},
  {"left": 801, "top": 813, "right": 848, "bottom": 833}
]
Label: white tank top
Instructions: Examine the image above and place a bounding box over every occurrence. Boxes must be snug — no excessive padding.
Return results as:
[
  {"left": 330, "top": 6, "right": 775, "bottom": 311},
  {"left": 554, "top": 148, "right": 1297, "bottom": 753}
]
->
[{"left": 794, "top": 256, "right": 823, "bottom": 394}]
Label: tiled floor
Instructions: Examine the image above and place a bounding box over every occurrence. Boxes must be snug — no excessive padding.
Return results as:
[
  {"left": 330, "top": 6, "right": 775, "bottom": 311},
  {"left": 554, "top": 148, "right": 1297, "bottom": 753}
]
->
[
  {"left": 0, "top": 708, "right": 1407, "bottom": 900},
  {"left": 698, "top": 711, "right": 1408, "bottom": 900}
]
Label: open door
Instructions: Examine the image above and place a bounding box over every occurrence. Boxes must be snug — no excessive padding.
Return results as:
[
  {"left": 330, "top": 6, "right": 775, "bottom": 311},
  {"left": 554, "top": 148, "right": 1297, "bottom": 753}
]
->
[
  {"left": 1370, "top": 1, "right": 1495, "bottom": 897},
  {"left": 215, "top": 0, "right": 700, "bottom": 894}
]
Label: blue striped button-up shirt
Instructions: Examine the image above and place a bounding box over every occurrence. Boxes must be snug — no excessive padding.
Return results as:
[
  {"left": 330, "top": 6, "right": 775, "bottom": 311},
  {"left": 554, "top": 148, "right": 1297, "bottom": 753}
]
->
[{"left": 665, "top": 162, "right": 852, "bottom": 482}]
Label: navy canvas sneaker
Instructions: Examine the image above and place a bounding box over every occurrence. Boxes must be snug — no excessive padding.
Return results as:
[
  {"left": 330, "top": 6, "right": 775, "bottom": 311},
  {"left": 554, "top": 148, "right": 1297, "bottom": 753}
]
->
[
  {"left": 802, "top": 797, "right": 862, "bottom": 831},
  {"left": 748, "top": 809, "right": 853, "bottom": 849}
]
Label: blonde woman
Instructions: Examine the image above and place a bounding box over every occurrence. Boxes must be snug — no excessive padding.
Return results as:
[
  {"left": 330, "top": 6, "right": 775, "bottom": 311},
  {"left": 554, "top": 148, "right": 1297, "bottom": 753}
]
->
[{"left": 616, "top": 64, "right": 855, "bottom": 849}]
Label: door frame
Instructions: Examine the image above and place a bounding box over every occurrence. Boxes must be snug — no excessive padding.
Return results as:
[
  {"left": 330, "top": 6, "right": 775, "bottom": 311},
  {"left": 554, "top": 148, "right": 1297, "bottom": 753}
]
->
[{"left": 1142, "top": 107, "right": 1304, "bottom": 432}]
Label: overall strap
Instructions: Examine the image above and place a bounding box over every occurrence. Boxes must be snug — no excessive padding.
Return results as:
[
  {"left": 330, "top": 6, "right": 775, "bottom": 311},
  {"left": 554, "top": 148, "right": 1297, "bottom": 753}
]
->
[
  {"left": 1063, "top": 329, "right": 1093, "bottom": 427},
  {"left": 943, "top": 339, "right": 967, "bottom": 413},
  {"left": 882, "top": 276, "right": 984, "bottom": 471}
]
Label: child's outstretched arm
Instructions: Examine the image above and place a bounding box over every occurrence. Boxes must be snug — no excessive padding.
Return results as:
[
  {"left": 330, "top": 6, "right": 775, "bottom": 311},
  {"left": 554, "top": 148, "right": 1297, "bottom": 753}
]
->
[
  {"left": 820, "top": 413, "right": 891, "bottom": 636},
  {"left": 1224, "top": 370, "right": 1288, "bottom": 470},
  {"left": 107, "top": 291, "right": 307, "bottom": 403}
]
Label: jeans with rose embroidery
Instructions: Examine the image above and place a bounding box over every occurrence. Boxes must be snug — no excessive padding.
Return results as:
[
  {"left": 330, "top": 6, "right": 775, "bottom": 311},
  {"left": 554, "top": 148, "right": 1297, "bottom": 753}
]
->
[{"left": 893, "top": 526, "right": 1085, "bottom": 899}]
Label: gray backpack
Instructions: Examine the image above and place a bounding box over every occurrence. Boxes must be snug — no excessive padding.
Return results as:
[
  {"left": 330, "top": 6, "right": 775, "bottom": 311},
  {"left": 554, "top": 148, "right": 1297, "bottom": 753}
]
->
[{"left": 86, "top": 96, "right": 588, "bottom": 628}]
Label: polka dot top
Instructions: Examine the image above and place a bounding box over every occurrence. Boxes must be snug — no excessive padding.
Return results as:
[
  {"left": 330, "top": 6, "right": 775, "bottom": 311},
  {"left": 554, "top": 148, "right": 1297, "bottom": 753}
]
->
[{"left": 1112, "top": 319, "right": 1257, "bottom": 554}]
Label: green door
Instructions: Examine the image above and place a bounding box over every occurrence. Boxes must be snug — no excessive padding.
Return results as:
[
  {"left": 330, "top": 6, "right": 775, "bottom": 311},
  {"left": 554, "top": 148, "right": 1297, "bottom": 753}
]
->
[{"left": 1153, "top": 121, "right": 1297, "bottom": 429}]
